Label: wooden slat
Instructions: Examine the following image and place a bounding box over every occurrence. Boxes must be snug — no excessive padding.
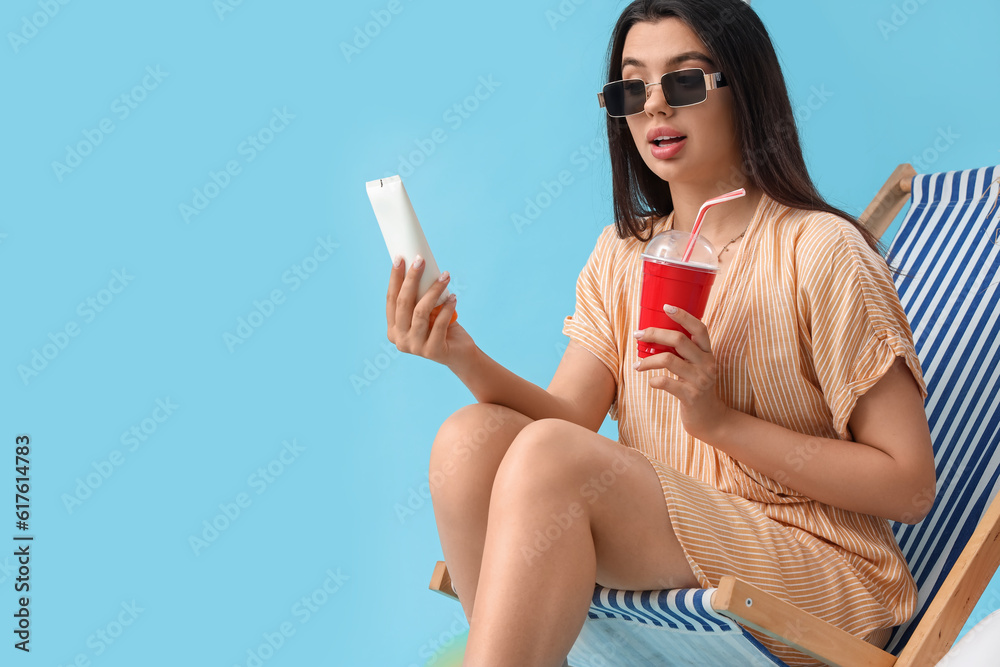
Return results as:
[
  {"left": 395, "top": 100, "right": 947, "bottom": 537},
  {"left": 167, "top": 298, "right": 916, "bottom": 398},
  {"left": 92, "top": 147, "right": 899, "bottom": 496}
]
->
[
  {"left": 893, "top": 492, "right": 1000, "bottom": 667},
  {"left": 858, "top": 163, "right": 917, "bottom": 238},
  {"left": 429, "top": 560, "right": 459, "bottom": 600},
  {"left": 714, "top": 576, "right": 896, "bottom": 667}
]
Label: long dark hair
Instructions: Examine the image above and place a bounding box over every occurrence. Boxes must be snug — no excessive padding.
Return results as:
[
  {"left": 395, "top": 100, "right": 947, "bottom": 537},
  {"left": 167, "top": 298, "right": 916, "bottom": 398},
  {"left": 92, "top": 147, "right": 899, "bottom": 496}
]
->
[{"left": 605, "top": 0, "right": 884, "bottom": 257}]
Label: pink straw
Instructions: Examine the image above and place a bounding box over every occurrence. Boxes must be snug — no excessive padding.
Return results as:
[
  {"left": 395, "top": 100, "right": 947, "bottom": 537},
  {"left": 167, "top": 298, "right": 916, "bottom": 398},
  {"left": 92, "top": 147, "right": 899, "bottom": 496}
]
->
[{"left": 681, "top": 188, "right": 747, "bottom": 263}]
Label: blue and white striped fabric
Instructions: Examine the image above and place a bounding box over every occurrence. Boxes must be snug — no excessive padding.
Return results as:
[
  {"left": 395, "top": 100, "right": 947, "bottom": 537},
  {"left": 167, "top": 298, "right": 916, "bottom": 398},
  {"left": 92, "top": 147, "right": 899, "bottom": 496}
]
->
[
  {"left": 566, "top": 166, "right": 1000, "bottom": 666},
  {"left": 884, "top": 166, "right": 1000, "bottom": 655},
  {"left": 568, "top": 586, "right": 787, "bottom": 666}
]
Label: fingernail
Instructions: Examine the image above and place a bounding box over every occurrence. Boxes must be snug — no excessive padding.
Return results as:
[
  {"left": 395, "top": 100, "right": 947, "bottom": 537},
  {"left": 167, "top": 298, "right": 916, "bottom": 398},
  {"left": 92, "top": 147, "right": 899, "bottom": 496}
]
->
[
  {"left": 392, "top": 255, "right": 402, "bottom": 268},
  {"left": 633, "top": 361, "right": 641, "bottom": 370},
  {"left": 633, "top": 329, "right": 644, "bottom": 339},
  {"left": 437, "top": 271, "right": 450, "bottom": 283},
  {"left": 446, "top": 293, "right": 457, "bottom": 303},
  {"left": 414, "top": 255, "right": 424, "bottom": 269},
  {"left": 664, "top": 304, "right": 677, "bottom": 314}
]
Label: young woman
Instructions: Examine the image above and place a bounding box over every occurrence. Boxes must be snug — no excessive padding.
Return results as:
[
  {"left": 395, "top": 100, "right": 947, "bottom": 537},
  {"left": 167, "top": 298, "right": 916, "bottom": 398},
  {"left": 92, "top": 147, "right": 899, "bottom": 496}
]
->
[{"left": 385, "top": 1, "right": 936, "bottom": 665}]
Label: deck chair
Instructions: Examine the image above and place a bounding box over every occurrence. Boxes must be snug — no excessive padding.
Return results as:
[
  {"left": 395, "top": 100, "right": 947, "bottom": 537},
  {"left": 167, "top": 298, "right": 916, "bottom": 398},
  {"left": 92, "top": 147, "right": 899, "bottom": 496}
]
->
[{"left": 428, "top": 163, "right": 1000, "bottom": 666}]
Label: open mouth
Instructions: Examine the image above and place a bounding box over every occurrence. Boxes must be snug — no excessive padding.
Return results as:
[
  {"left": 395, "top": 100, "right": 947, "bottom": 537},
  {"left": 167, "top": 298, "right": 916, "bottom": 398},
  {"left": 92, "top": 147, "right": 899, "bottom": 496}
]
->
[{"left": 652, "top": 136, "right": 686, "bottom": 147}]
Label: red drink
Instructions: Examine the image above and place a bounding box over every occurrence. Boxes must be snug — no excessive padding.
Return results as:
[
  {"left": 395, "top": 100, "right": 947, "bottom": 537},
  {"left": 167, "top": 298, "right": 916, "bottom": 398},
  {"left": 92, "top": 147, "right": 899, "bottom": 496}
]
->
[
  {"left": 637, "top": 230, "right": 719, "bottom": 359},
  {"left": 638, "top": 258, "right": 716, "bottom": 358}
]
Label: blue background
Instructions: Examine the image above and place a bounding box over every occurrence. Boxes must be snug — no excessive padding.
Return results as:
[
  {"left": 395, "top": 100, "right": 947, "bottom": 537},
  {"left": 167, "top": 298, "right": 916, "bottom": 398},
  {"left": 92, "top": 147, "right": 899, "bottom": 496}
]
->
[{"left": 3, "top": 0, "right": 999, "bottom": 665}]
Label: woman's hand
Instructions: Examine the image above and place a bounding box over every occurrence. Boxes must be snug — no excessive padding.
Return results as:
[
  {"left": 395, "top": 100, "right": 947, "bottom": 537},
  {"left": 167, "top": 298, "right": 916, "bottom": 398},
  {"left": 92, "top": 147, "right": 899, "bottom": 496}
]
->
[
  {"left": 633, "top": 304, "right": 731, "bottom": 443},
  {"left": 386, "top": 255, "right": 475, "bottom": 368}
]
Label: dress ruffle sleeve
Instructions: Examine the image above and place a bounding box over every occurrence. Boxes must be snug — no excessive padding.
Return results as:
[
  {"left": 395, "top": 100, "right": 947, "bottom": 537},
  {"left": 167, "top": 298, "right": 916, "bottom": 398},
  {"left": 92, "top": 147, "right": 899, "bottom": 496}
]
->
[
  {"left": 795, "top": 216, "right": 928, "bottom": 441},
  {"left": 562, "top": 225, "right": 621, "bottom": 421}
]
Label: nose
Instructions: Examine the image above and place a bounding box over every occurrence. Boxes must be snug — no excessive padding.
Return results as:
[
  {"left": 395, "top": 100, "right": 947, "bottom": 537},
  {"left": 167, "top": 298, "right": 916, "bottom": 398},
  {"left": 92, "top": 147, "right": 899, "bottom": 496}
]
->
[{"left": 643, "top": 81, "right": 674, "bottom": 116}]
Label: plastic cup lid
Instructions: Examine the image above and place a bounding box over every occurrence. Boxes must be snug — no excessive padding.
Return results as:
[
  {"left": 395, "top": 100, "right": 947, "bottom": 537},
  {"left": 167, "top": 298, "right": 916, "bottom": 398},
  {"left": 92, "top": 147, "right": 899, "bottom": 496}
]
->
[{"left": 641, "top": 230, "right": 719, "bottom": 270}]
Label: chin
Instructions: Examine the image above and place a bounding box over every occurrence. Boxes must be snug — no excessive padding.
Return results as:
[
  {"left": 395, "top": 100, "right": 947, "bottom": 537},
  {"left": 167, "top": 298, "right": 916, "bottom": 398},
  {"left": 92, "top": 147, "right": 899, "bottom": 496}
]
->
[{"left": 644, "top": 159, "right": 684, "bottom": 183}]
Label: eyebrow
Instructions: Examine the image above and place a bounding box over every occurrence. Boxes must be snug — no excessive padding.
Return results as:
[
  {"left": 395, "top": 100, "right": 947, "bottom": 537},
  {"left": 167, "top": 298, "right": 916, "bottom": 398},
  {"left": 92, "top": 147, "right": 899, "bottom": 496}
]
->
[{"left": 622, "top": 51, "right": 715, "bottom": 71}]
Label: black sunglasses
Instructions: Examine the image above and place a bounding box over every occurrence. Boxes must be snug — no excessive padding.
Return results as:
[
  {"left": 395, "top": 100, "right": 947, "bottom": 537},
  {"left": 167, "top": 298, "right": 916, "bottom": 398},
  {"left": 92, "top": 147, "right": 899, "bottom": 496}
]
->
[{"left": 598, "top": 68, "right": 728, "bottom": 117}]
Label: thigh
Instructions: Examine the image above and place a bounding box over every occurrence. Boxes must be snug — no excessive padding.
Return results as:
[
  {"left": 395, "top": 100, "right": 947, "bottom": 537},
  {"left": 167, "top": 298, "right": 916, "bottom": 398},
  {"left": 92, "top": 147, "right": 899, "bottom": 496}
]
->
[{"left": 494, "top": 418, "right": 700, "bottom": 591}]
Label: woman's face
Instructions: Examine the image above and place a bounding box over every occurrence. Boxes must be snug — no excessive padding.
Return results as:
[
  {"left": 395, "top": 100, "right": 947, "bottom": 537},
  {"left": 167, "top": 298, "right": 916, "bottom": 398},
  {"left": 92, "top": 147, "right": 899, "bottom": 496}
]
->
[{"left": 621, "top": 18, "right": 741, "bottom": 188}]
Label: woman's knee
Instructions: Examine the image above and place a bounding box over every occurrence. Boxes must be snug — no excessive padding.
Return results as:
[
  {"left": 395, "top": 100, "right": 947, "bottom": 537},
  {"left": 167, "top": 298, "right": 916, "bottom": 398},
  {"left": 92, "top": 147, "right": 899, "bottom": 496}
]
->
[
  {"left": 491, "top": 419, "right": 589, "bottom": 498},
  {"left": 431, "top": 403, "right": 527, "bottom": 458},
  {"left": 428, "top": 403, "right": 532, "bottom": 501}
]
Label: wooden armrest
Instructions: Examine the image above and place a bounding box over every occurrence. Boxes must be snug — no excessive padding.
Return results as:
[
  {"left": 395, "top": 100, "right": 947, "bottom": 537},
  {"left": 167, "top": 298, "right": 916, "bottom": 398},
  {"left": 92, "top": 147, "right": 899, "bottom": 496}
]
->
[
  {"left": 859, "top": 163, "right": 916, "bottom": 239},
  {"left": 429, "top": 560, "right": 460, "bottom": 601},
  {"left": 893, "top": 492, "right": 1000, "bottom": 667},
  {"left": 714, "top": 576, "right": 895, "bottom": 667}
]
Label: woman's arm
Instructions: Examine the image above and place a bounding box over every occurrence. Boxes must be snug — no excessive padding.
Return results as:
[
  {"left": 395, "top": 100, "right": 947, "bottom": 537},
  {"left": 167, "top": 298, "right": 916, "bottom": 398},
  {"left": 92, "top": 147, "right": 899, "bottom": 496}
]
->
[
  {"left": 449, "top": 340, "right": 617, "bottom": 433},
  {"left": 708, "top": 356, "right": 936, "bottom": 524},
  {"left": 635, "top": 306, "right": 936, "bottom": 524}
]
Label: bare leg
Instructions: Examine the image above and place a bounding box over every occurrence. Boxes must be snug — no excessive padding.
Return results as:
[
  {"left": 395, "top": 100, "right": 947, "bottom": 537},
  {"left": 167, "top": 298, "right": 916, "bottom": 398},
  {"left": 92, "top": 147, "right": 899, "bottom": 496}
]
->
[
  {"left": 462, "top": 418, "right": 698, "bottom": 667},
  {"left": 429, "top": 403, "right": 534, "bottom": 622}
]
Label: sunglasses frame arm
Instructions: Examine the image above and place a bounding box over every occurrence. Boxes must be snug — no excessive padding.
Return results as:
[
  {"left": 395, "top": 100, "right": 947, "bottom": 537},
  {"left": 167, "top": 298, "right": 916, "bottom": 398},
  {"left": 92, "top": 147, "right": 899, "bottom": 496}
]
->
[{"left": 703, "top": 70, "right": 727, "bottom": 92}]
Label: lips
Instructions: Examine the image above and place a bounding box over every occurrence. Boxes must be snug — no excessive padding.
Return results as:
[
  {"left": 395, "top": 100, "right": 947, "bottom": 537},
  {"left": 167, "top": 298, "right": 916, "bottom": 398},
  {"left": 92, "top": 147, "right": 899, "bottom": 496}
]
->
[
  {"left": 646, "top": 125, "right": 687, "bottom": 147},
  {"left": 646, "top": 125, "right": 687, "bottom": 160}
]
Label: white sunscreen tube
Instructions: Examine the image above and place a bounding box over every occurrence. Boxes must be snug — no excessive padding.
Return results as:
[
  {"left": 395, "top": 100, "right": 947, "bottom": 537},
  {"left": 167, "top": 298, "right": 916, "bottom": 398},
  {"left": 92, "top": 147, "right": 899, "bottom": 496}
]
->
[{"left": 366, "top": 175, "right": 454, "bottom": 315}]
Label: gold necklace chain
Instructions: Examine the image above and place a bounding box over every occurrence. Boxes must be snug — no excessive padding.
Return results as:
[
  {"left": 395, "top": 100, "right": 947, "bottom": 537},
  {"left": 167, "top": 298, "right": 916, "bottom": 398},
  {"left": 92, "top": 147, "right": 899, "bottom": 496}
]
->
[{"left": 716, "top": 229, "right": 747, "bottom": 261}]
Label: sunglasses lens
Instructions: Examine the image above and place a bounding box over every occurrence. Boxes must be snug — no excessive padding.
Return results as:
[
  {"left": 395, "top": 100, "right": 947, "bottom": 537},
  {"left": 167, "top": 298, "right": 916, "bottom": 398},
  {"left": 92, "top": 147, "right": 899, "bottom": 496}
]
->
[
  {"left": 603, "top": 79, "right": 647, "bottom": 117},
  {"left": 663, "top": 69, "right": 708, "bottom": 107}
]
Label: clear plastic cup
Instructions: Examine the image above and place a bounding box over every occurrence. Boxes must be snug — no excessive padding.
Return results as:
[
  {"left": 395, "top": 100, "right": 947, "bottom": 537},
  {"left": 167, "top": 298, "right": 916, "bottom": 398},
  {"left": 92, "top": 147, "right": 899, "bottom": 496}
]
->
[{"left": 638, "top": 231, "right": 719, "bottom": 359}]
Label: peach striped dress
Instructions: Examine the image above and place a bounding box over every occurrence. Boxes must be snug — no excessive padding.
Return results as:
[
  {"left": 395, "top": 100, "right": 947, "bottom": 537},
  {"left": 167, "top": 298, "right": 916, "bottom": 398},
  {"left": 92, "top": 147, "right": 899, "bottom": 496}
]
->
[{"left": 562, "top": 192, "right": 928, "bottom": 666}]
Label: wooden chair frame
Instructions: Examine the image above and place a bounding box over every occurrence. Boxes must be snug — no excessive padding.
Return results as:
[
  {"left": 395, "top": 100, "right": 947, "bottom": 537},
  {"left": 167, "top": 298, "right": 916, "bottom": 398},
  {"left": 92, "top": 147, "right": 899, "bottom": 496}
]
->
[{"left": 427, "top": 164, "right": 1000, "bottom": 667}]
